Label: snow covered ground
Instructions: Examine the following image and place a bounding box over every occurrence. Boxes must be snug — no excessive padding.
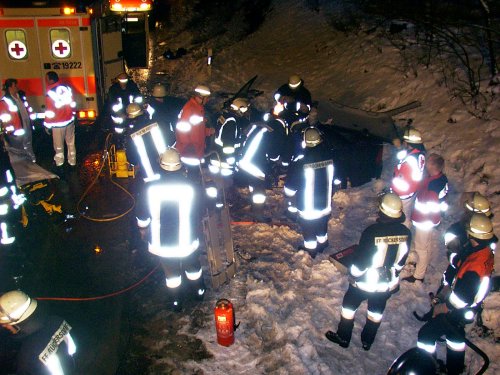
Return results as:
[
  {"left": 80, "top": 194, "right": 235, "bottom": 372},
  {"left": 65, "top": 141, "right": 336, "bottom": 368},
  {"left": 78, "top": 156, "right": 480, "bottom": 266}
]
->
[{"left": 138, "top": 0, "right": 500, "bottom": 373}]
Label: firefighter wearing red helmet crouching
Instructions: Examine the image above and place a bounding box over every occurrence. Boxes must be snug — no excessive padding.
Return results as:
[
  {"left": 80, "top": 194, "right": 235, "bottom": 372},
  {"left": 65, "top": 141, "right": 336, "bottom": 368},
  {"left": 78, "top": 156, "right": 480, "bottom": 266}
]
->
[
  {"left": 0, "top": 290, "right": 77, "bottom": 375},
  {"left": 135, "top": 149, "right": 207, "bottom": 311},
  {"left": 416, "top": 214, "right": 496, "bottom": 375},
  {"left": 325, "top": 193, "right": 411, "bottom": 351}
]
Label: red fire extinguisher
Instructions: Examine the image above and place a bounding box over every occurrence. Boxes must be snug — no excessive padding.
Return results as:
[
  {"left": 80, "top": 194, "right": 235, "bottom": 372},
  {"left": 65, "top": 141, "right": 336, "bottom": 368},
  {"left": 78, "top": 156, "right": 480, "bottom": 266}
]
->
[{"left": 214, "top": 298, "right": 238, "bottom": 346}]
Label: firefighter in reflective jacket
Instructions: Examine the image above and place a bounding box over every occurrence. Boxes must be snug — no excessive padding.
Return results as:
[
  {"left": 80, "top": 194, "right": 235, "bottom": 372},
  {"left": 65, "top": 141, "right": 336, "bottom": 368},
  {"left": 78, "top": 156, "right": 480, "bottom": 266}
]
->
[
  {"left": 0, "top": 166, "right": 25, "bottom": 248},
  {"left": 403, "top": 153, "right": 448, "bottom": 283},
  {"left": 144, "top": 84, "right": 176, "bottom": 148},
  {"left": 136, "top": 149, "right": 206, "bottom": 310},
  {"left": 175, "top": 85, "right": 214, "bottom": 169},
  {"left": 0, "top": 78, "right": 36, "bottom": 162},
  {"left": 417, "top": 214, "right": 496, "bottom": 375},
  {"left": 284, "top": 127, "right": 333, "bottom": 257},
  {"left": 326, "top": 193, "right": 411, "bottom": 351},
  {"left": 238, "top": 117, "right": 288, "bottom": 220},
  {"left": 444, "top": 192, "right": 493, "bottom": 263},
  {"left": 0, "top": 290, "right": 77, "bottom": 375},
  {"left": 209, "top": 97, "right": 251, "bottom": 177},
  {"left": 273, "top": 74, "right": 312, "bottom": 123},
  {"left": 109, "top": 72, "right": 143, "bottom": 127},
  {"left": 44, "top": 71, "right": 76, "bottom": 167},
  {"left": 390, "top": 127, "right": 426, "bottom": 228}
]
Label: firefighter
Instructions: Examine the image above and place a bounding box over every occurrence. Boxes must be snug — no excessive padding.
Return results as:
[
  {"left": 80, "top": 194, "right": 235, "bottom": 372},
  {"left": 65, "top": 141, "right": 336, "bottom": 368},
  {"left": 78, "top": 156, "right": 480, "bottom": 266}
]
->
[
  {"left": 175, "top": 85, "right": 215, "bottom": 172},
  {"left": 402, "top": 153, "right": 448, "bottom": 283},
  {"left": 108, "top": 72, "right": 142, "bottom": 128},
  {"left": 237, "top": 116, "right": 288, "bottom": 221},
  {"left": 0, "top": 78, "right": 36, "bottom": 163},
  {"left": 145, "top": 83, "right": 176, "bottom": 148},
  {"left": 390, "top": 127, "right": 426, "bottom": 228},
  {"left": 0, "top": 290, "right": 77, "bottom": 374},
  {"left": 44, "top": 71, "right": 76, "bottom": 168},
  {"left": 444, "top": 192, "right": 493, "bottom": 262},
  {"left": 273, "top": 74, "right": 312, "bottom": 124},
  {"left": 284, "top": 127, "right": 333, "bottom": 257},
  {"left": 136, "top": 149, "right": 206, "bottom": 311},
  {"left": 416, "top": 214, "right": 496, "bottom": 375},
  {"left": 209, "top": 97, "right": 252, "bottom": 177},
  {"left": 0, "top": 165, "right": 25, "bottom": 249},
  {"left": 325, "top": 193, "right": 411, "bottom": 351}
]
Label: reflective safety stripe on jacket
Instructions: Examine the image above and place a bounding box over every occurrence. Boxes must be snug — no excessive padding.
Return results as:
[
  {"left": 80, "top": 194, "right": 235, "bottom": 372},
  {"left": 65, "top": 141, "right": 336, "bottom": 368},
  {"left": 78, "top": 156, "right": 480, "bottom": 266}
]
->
[
  {"left": 238, "top": 125, "right": 268, "bottom": 180},
  {"left": 44, "top": 83, "right": 75, "bottom": 128},
  {"left": 145, "top": 183, "right": 199, "bottom": 258},
  {"left": 411, "top": 172, "right": 448, "bottom": 230}
]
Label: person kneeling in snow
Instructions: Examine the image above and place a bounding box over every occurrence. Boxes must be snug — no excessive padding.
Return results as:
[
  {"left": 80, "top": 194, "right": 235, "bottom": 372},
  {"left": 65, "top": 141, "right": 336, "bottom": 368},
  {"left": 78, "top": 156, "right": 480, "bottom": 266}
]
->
[{"left": 325, "top": 193, "right": 411, "bottom": 351}]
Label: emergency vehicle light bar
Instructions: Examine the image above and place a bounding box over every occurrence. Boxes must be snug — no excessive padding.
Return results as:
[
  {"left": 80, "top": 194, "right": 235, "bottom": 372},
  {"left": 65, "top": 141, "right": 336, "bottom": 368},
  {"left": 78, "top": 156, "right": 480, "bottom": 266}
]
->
[{"left": 109, "top": 0, "right": 152, "bottom": 12}]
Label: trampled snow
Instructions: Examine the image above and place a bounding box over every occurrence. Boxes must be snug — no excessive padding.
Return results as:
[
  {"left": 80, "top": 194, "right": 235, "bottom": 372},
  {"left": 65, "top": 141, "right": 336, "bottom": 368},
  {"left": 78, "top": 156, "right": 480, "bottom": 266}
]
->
[{"left": 145, "top": 0, "right": 500, "bottom": 373}]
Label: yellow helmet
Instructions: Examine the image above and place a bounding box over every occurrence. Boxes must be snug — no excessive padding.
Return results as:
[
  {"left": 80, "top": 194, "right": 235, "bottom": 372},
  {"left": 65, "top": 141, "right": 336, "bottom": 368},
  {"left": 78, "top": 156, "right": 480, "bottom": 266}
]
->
[
  {"left": 160, "top": 149, "right": 182, "bottom": 171},
  {"left": 304, "top": 127, "right": 322, "bottom": 147},
  {"left": 288, "top": 74, "right": 302, "bottom": 88},
  {"left": 230, "top": 98, "right": 249, "bottom": 113},
  {"left": 194, "top": 85, "right": 211, "bottom": 97},
  {"left": 126, "top": 103, "right": 143, "bottom": 119},
  {"left": 0, "top": 290, "right": 37, "bottom": 325},
  {"left": 467, "top": 213, "right": 494, "bottom": 240},
  {"left": 403, "top": 128, "right": 423, "bottom": 144},
  {"left": 464, "top": 192, "right": 492, "bottom": 216},
  {"left": 379, "top": 193, "right": 403, "bottom": 218},
  {"left": 152, "top": 84, "right": 167, "bottom": 98},
  {"left": 116, "top": 72, "right": 129, "bottom": 84}
]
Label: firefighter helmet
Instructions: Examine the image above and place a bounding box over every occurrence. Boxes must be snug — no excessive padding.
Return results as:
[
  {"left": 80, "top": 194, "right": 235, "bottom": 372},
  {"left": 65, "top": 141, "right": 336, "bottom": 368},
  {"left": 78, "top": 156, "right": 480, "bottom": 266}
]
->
[
  {"left": 116, "top": 72, "right": 129, "bottom": 84},
  {"left": 230, "top": 97, "right": 249, "bottom": 114},
  {"left": 152, "top": 84, "right": 167, "bottom": 98},
  {"left": 194, "top": 85, "right": 211, "bottom": 97},
  {"left": 160, "top": 149, "right": 182, "bottom": 171},
  {"left": 403, "top": 128, "right": 423, "bottom": 144},
  {"left": 387, "top": 347, "right": 438, "bottom": 375},
  {"left": 464, "top": 192, "right": 492, "bottom": 216},
  {"left": 126, "top": 103, "right": 143, "bottom": 119},
  {"left": 467, "top": 213, "right": 494, "bottom": 240},
  {"left": 379, "top": 193, "right": 403, "bottom": 218},
  {"left": 288, "top": 74, "right": 302, "bottom": 89},
  {"left": 0, "top": 290, "right": 37, "bottom": 325},
  {"left": 304, "top": 127, "right": 322, "bottom": 147}
]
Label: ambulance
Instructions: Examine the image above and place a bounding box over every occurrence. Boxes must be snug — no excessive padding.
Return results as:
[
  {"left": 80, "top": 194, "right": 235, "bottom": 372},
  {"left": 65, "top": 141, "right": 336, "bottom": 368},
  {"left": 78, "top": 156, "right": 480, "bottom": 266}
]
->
[{"left": 0, "top": 0, "right": 152, "bottom": 127}]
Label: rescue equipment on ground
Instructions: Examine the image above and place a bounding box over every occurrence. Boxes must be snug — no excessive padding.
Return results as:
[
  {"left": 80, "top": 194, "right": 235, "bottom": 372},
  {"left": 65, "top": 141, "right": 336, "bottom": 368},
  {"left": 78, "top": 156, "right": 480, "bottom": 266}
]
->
[
  {"left": 108, "top": 145, "right": 136, "bottom": 178},
  {"left": 214, "top": 298, "right": 239, "bottom": 346}
]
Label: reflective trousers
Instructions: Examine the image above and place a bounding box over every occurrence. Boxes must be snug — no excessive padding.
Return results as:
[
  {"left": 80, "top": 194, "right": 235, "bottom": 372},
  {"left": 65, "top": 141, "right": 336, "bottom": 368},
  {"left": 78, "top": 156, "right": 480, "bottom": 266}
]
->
[{"left": 52, "top": 122, "right": 76, "bottom": 166}]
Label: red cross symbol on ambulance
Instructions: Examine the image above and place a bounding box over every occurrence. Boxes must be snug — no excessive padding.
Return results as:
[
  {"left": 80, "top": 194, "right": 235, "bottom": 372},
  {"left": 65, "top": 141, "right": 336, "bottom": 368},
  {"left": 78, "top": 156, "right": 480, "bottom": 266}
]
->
[
  {"left": 8, "top": 41, "right": 27, "bottom": 59},
  {"left": 52, "top": 39, "right": 71, "bottom": 58}
]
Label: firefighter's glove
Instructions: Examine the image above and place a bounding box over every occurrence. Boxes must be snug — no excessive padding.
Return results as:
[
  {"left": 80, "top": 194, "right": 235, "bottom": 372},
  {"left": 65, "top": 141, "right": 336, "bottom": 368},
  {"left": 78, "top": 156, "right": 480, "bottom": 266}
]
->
[{"left": 432, "top": 303, "right": 449, "bottom": 318}]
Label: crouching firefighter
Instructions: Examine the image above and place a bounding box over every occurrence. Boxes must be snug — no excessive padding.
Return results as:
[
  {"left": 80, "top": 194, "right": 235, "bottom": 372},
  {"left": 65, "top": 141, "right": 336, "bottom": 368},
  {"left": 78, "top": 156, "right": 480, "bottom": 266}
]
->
[
  {"left": 0, "top": 290, "right": 77, "bottom": 375},
  {"left": 416, "top": 213, "right": 496, "bottom": 375},
  {"left": 326, "top": 193, "right": 411, "bottom": 351},
  {"left": 136, "top": 149, "right": 206, "bottom": 311}
]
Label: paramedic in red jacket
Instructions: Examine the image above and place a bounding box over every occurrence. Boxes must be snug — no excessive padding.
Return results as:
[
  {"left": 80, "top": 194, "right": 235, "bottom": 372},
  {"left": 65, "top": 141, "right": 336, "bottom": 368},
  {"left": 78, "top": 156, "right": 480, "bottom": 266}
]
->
[
  {"left": 175, "top": 85, "right": 215, "bottom": 169},
  {"left": 403, "top": 153, "right": 448, "bottom": 283},
  {"left": 44, "top": 71, "right": 76, "bottom": 168}
]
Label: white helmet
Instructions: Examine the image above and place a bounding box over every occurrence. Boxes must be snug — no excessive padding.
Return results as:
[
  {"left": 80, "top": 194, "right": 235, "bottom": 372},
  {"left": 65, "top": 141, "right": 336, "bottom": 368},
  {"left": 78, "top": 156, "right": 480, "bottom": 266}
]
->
[
  {"left": 467, "top": 213, "right": 494, "bottom": 240},
  {"left": 0, "top": 290, "right": 37, "bottom": 325},
  {"left": 403, "top": 128, "right": 423, "bottom": 144},
  {"left": 194, "top": 85, "right": 211, "bottom": 97},
  {"left": 126, "top": 103, "right": 143, "bottom": 119},
  {"left": 304, "top": 127, "right": 322, "bottom": 147},
  {"left": 288, "top": 74, "right": 302, "bottom": 89},
  {"left": 152, "top": 84, "right": 166, "bottom": 98},
  {"left": 116, "top": 72, "right": 129, "bottom": 84},
  {"left": 379, "top": 193, "right": 403, "bottom": 218},
  {"left": 160, "top": 149, "right": 182, "bottom": 171},
  {"left": 464, "top": 192, "right": 492, "bottom": 216},
  {"left": 230, "top": 98, "right": 249, "bottom": 113}
]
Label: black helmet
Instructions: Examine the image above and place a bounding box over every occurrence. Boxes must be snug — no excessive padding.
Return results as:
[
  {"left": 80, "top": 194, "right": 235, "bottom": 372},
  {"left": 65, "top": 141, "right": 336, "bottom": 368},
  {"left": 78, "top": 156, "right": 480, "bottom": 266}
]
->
[{"left": 387, "top": 348, "right": 438, "bottom": 375}]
